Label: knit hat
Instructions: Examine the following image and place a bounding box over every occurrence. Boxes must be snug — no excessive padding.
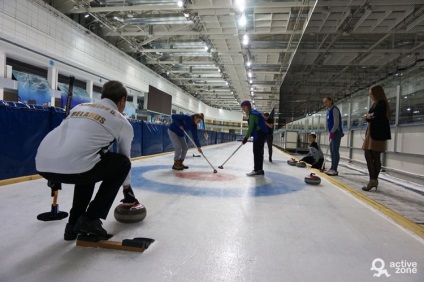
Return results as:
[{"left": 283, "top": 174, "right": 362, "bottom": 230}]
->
[{"left": 240, "top": 100, "right": 251, "bottom": 107}]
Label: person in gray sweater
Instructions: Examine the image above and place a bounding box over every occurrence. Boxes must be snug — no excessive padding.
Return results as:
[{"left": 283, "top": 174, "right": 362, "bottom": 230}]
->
[{"left": 299, "top": 134, "right": 324, "bottom": 169}]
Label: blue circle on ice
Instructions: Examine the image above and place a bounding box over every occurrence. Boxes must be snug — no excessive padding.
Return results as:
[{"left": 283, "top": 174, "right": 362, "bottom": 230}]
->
[{"left": 131, "top": 165, "right": 305, "bottom": 197}]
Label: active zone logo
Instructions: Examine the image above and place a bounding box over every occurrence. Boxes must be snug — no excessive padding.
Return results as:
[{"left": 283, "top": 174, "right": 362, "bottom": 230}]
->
[{"left": 370, "top": 258, "right": 418, "bottom": 277}]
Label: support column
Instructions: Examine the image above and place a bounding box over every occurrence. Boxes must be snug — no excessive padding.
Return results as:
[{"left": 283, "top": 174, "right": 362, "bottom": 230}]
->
[
  {"left": 47, "top": 66, "right": 59, "bottom": 107},
  {"left": 394, "top": 84, "right": 400, "bottom": 153},
  {"left": 86, "top": 79, "right": 93, "bottom": 101},
  {"left": 347, "top": 100, "right": 352, "bottom": 162},
  {"left": 0, "top": 50, "right": 5, "bottom": 100}
]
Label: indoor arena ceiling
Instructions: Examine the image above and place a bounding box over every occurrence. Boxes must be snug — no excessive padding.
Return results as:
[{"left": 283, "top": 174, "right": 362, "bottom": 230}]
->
[{"left": 44, "top": 0, "right": 424, "bottom": 123}]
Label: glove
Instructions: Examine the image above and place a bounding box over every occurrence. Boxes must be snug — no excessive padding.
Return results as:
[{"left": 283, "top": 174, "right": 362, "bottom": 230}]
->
[
  {"left": 47, "top": 180, "right": 62, "bottom": 197},
  {"left": 121, "top": 185, "right": 137, "bottom": 204},
  {"left": 242, "top": 137, "right": 248, "bottom": 144},
  {"left": 329, "top": 132, "right": 334, "bottom": 140}
]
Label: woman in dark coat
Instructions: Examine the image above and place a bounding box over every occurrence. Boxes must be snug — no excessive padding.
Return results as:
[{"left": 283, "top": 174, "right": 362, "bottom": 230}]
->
[{"left": 362, "top": 85, "right": 391, "bottom": 191}]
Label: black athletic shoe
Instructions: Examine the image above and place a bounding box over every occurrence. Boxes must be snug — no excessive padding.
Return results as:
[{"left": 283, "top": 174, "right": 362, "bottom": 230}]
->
[
  {"left": 269, "top": 157, "right": 272, "bottom": 162},
  {"left": 64, "top": 223, "right": 77, "bottom": 241},
  {"left": 246, "top": 170, "right": 265, "bottom": 176},
  {"left": 73, "top": 215, "right": 107, "bottom": 237}
]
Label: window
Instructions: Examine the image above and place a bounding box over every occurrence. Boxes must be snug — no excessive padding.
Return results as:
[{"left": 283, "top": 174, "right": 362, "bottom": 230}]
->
[
  {"left": 350, "top": 91, "right": 368, "bottom": 129},
  {"left": 399, "top": 67, "right": 424, "bottom": 124}
]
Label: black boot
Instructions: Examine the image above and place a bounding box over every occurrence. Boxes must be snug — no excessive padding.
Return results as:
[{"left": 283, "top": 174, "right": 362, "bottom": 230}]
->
[
  {"left": 64, "top": 223, "right": 77, "bottom": 241},
  {"left": 121, "top": 186, "right": 137, "bottom": 204},
  {"left": 73, "top": 215, "right": 107, "bottom": 236}
]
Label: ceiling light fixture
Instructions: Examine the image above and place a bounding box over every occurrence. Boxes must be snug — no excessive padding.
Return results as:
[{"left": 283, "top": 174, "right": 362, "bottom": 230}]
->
[
  {"left": 239, "top": 14, "right": 246, "bottom": 26},
  {"left": 235, "top": 0, "right": 245, "bottom": 12},
  {"left": 242, "top": 34, "right": 249, "bottom": 45}
]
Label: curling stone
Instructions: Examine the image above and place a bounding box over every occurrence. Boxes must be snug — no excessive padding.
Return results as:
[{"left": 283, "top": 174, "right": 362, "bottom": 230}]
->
[
  {"left": 114, "top": 203, "right": 147, "bottom": 223},
  {"left": 287, "top": 158, "right": 297, "bottom": 166},
  {"left": 296, "top": 161, "right": 307, "bottom": 168},
  {"left": 304, "top": 173, "right": 321, "bottom": 185}
]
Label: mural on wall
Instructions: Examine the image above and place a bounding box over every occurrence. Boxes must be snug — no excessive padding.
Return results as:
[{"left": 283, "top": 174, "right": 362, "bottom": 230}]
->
[
  {"left": 123, "top": 102, "right": 136, "bottom": 119},
  {"left": 150, "top": 113, "right": 172, "bottom": 124},
  {"left": 57, "top": 82, "right": 91, "bottom": 109},
  {"left": 12, "top": 70, "right": 52, "bottom": 106},
  {"left": 92, "top": 91, "right": 101, "bottom": 102},
  {"left": 94, "top": 90, "right": 136, "bottom": 119}
]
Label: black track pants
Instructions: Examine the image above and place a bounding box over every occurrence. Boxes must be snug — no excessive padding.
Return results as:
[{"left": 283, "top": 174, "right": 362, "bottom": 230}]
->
[
  {"left": 38, "top": 152, "right": 131, "bottom": 224},
  {"left": 253, "top": 131, "right": 267, "bottom": 171}
]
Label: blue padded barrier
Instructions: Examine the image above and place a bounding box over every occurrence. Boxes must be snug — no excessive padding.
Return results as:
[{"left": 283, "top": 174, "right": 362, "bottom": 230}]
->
[
  {"left": 202, "top": 130, "right": 214, "bottom": 146},
  {"left": 217, "top": 132, "right": 223, "bottom": 144},
  {"left": 0, "top": 105, "right": 51, "bottom": 180},
  {"left": 14, "top": 102, "right": 31, "bottom": 109},
  {"left": 0, "top": 100, "right": 241, "bottom": 180},
  {"left": 210, "top": 131, "right": 217, "bottom": 145},
  {"left": 130, "top": 119, "right": 143, "bottom": 157},
  {"left": 197, "top": 129, "right": 208, "bottom": 147},
  {"left": 186, "top": 130, "right": 201, "bottom": 148},
  {"left": 142, "top": 122, "right": 163, "bottom": 155},
  {"left": 50, "top": 107, "right": 65, "bottom": 130}
]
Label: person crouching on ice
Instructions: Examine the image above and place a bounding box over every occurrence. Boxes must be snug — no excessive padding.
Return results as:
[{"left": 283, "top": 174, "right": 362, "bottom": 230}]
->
[
  {"left": 240, "top": 100, "right": 268, "bottom": 176},
  {"left": 35, "top": 81, "right": 142, "bottom": 241},
  {"left": 168, "top": 113, "right": 205, "bottom": 170},
  {"left": 299, "top": 134, "right": 324, "bottom": 169}
]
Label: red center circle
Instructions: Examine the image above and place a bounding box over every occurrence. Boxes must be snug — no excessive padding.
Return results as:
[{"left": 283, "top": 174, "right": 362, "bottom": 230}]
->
[{"left": 175, "top": 171, "right": 238, "bottom": 181}]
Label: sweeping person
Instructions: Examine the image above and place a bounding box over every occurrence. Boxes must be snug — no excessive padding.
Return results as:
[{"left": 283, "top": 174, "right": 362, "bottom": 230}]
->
[
  {"left": 361, "top": 85, "right": 391, "bottom": 191},
  {"left": 36, "top": 81, "right": 142, "bottom": 240},
  {"left": 168, "top": 113, "right": 204, "bottom": 170},
  {"left": 241, "top": 100, "right": 268, "bottom": 176}
]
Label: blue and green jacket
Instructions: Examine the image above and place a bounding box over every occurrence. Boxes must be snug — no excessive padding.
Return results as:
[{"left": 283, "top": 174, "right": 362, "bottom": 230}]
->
[{"left": 245, "top": 109, "right": 268, "bottom": 141}]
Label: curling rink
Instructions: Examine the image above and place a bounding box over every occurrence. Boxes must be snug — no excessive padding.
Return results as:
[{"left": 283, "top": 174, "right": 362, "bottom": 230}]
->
[{"left": 0, "top": 141, "right": 423, "bottom": 282}]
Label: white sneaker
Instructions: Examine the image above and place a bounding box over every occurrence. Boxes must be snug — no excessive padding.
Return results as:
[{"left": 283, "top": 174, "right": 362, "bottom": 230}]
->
[{"left": 325, "top": 169, "right": 338, "bottom": 176}]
